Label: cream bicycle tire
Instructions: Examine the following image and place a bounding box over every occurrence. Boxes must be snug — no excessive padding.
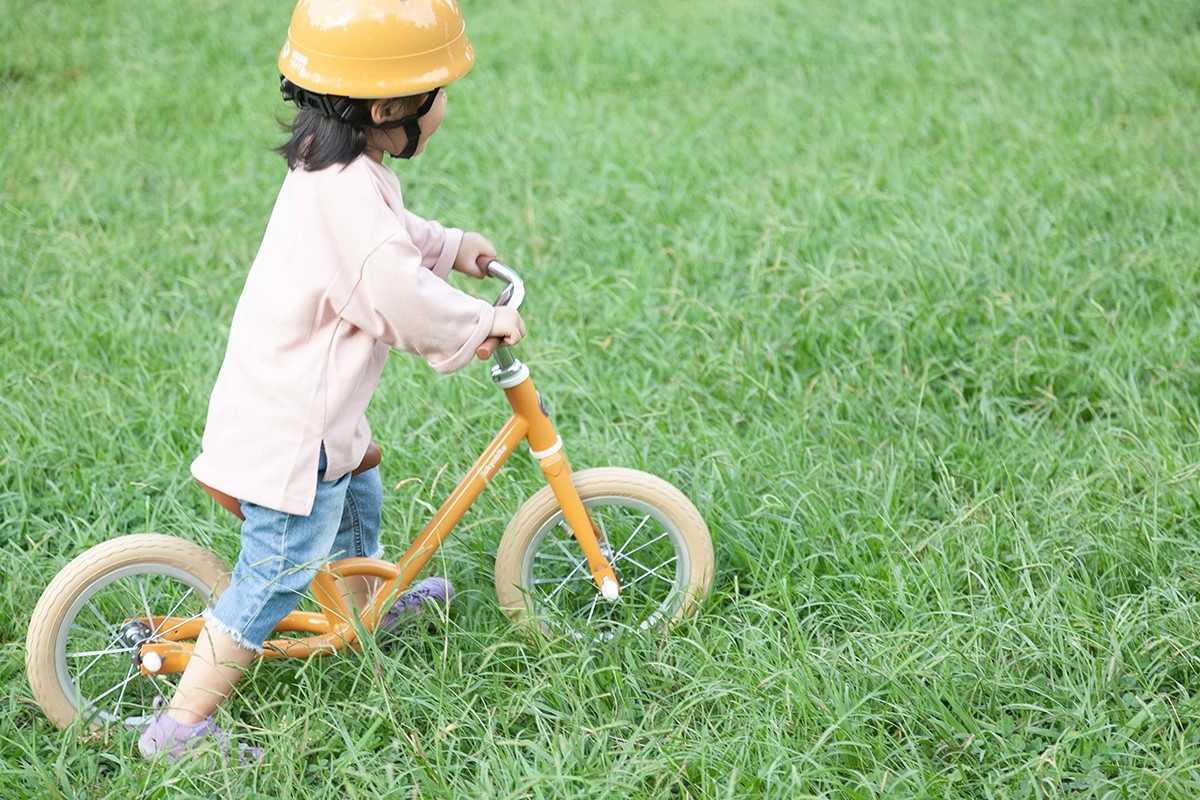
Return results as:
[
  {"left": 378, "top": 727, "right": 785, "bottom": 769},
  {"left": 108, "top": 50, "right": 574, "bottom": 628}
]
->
[
  {"left": 495, "top": 467, "right": 713, "bottom": 637},
  {"left": 26, "top": 533, "right": 231, "bottom": 731}
]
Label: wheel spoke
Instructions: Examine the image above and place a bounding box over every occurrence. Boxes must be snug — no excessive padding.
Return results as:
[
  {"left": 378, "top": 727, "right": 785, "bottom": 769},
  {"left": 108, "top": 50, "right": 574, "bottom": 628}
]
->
[
  {"left": 70, "top": 623, "right": 117, "bottom": 641},
  {"left": 67, "top": 646, "right": 138, "bottom": 660},
  {"left": 86, "top": 601, "right": 114, "bottom": 632},
  {"left": 596, "top": 513, "right": 610, "bottom": 543},
  {"left": 578, "top": 593, "right": 600, "bottom": 625},
  {"left": 548, "top": 525, "right": 579, "bottom": 555},
  {"left": 137, "top": 577, "right": 154, "bottom": 631},
  {"left": 112, "top": 663, "right": 135, "bottom": 720},
  {"left": 533, "top": 550, "right": 576, "bottom": 562},
  {"left": 531, "top": 575, "right": 591, "bottom": 586},
  {"left": 594, "top": 514, "right": 616, "bottom": 560},
  {"left": 611, "top": 530, "right": 669, "bottom": 565},
  {"left": 546, "top": 540, "right": 584, "bottom": 567},
  {"left": 626, "top": 565, "right": 677, "bottom": 589},
  {"left": 615, "top": 514, "right": 653, "bottom": 559},
  {"left": 148, "top": 585, "right": 207, "bottom": 642},
  {"left": 544, "top": 556, "right": 590, "bottom": 602},
  {"left": 72, "top": 610, "right": 128, "bottom": 683},
  {"left": 152, "top": 587, "right": 197, "bottom": 637},
  {"left": 620, "top": 554, "right": 678, "bottom": 587},
  {"left": 86, "top": 662, "right": 143, "bottom": 709},
  {"left": 541, "top": 527, "right": 590, "bottom": 602}
]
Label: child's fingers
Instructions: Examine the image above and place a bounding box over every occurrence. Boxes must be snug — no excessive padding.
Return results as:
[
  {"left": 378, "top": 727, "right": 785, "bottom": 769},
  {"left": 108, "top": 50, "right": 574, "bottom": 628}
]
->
[{"left": 509, "top": 318, "right": 526, "bottom": 344}]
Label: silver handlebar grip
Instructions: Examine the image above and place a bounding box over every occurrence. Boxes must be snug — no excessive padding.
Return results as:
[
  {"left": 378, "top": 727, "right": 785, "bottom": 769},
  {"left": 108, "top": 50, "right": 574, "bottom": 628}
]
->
[{"left": 485, "top": 261, "right": 525, "bottom": 312}]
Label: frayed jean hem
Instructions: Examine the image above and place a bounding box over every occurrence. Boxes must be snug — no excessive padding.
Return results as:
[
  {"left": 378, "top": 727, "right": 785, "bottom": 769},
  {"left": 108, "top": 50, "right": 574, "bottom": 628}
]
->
[{"left": 202, "top": 608, "right": 265, "bottom": 655}]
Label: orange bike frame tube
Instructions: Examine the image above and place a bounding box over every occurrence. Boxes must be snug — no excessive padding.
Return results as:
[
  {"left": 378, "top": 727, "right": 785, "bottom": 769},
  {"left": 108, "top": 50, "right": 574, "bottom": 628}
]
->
[{"left": 365, "top": 414, "right": 531, "bottom": 624}]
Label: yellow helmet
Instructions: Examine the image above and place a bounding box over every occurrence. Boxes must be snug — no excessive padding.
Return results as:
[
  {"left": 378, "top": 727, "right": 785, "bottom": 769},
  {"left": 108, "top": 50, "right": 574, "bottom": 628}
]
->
[{"left": 278, "top": 0, "right": 475, "bottom": 99}]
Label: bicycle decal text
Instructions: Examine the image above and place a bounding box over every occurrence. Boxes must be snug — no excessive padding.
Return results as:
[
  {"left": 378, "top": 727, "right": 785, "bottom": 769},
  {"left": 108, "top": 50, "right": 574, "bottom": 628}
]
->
[{"left": 477, "top": 444, "right": 509, "bottom": 483}]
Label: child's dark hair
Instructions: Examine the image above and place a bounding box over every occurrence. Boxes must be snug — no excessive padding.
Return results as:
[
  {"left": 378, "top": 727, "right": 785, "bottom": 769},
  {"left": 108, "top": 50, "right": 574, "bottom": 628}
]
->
[
  {"left": 276, "top": 94, "right": 427, "bottom": 171},
  {"left": 276, "top": 107, "right": 368, "bottom": 171}
]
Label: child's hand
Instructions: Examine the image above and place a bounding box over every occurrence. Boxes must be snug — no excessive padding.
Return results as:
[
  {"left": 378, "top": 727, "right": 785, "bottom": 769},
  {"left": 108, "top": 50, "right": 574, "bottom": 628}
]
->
[
  {"left": 476, "top": 307, "right": 527, "bottom": 359},
  {"left": 455, "top": 232, "right": 497, "bottom": 279}
]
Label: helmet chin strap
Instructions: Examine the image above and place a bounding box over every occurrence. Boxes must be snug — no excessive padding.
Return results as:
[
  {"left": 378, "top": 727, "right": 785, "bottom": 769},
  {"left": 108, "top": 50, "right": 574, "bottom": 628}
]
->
[
  {"left": 370, "top": 87, "right": 441, "bottom": 159},
  {"left": 280, "top": 78, "right": 441, "bottom": 160}
]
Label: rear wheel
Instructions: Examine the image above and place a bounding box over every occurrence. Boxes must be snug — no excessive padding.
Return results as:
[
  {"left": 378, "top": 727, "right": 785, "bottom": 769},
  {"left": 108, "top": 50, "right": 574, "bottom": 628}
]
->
[
  {"left": 494, "top": 467, "right": 713, "bottom": 638},
  {"left": 26, "top": 534, "right": 231, "bottom": 731}
]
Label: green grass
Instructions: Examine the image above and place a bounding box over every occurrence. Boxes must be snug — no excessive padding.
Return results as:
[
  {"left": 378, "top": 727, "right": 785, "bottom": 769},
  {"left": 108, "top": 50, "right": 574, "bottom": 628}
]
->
[{"left": 3, "top": 0, "right": 1200, "bottom": 796}]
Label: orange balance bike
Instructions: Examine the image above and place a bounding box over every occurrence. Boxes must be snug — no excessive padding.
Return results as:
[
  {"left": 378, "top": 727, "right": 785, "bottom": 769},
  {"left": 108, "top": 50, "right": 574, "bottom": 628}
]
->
[{"left": 26, "top": 263, "right": 714, "bottom": 731}]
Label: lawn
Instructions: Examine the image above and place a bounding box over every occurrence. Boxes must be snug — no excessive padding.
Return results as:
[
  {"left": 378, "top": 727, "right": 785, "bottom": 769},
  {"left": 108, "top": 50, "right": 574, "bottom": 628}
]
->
[{"left": 2, "top": 0, "right": 1200, "bottom": 797}]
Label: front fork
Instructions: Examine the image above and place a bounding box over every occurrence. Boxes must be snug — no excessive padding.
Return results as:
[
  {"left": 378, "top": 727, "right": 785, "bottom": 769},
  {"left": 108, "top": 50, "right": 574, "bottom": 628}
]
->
[{"left": 494, "top": 352, "right": 620, "bottom": 598}]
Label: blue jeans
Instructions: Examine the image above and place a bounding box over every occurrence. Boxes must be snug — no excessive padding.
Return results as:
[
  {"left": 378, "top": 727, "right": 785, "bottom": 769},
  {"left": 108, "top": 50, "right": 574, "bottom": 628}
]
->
[{"left": 205, "top": 447, "right": 383, "bottom": 653}]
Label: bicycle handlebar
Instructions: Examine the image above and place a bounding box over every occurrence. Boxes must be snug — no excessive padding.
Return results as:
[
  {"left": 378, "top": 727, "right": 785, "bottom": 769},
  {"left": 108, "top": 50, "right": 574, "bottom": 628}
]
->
[
  {"left": 475, "top": 261, "right": 525, "bottom": 362},
  {"left": 485, "top": 261, "right": 524, "bottom": 312}
]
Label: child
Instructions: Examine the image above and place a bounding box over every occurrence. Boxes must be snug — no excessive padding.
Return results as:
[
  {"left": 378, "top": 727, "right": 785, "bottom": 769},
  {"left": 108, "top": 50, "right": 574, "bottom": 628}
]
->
[{"left": 139, "top": 0, "right": 523, "bottom": 762}]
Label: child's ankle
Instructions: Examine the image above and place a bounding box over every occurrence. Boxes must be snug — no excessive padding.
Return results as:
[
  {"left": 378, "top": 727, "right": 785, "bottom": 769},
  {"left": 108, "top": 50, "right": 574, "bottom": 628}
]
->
[{"left": 165, "top": 707, "right": 208, "bottom": 726}]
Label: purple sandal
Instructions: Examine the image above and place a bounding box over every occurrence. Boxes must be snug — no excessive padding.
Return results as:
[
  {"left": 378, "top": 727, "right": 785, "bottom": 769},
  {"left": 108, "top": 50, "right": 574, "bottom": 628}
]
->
[
  {"left": 138, "top": 700, "right": 263, "bottom": 765},
  {"left": 379, "top": 576, "right": 455, "bottom": 636}
]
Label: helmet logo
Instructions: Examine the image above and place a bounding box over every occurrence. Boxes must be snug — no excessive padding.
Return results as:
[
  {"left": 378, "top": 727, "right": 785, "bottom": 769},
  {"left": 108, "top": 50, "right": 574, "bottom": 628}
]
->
[{"left": 290, "top": 50, "right": 309, "bottom": 72}]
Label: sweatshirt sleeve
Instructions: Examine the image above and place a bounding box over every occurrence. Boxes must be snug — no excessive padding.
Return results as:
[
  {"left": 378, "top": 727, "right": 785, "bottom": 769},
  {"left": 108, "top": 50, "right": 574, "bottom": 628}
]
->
[
  {"left": 403, "top": 209, "right": 463, "bottom": 279},
  {"left": 336, "top": 234, "right": 495, "bottom": 374}
]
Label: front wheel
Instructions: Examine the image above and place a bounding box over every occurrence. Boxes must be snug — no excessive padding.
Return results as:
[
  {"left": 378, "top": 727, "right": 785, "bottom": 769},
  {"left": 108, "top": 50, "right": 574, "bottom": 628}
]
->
[
  {"left": 25, "top": 533, "right": 231, "bottom": 731},
  {"left": 495, "top": 467, "right": 713, "bottom": 638}
]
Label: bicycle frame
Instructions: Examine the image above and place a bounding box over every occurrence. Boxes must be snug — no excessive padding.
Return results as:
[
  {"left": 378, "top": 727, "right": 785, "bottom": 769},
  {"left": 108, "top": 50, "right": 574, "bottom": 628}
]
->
[{"left": 137, "top": 267, "right": 619, "bottom": 675}]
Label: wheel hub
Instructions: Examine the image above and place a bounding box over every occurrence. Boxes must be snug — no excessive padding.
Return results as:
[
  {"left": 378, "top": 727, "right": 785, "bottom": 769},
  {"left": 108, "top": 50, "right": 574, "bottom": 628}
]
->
[{"left": 116, "top": 619, "right": 154, "bottom": 665}]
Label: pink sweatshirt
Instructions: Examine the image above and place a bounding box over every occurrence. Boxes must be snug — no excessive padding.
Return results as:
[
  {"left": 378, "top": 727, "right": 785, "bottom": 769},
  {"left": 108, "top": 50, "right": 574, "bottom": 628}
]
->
[{"left": 191, "top": 155, "right": 495, "bottom": 515}]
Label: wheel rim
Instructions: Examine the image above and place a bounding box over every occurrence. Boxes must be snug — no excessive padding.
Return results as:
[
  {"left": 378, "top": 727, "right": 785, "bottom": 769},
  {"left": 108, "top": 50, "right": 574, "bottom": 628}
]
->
[
  {"left": 53, "top": 564, "right": 217, "bottom": 728},
  {"left": 518, "top": 494, "right": 693, "bottom": 638}
]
